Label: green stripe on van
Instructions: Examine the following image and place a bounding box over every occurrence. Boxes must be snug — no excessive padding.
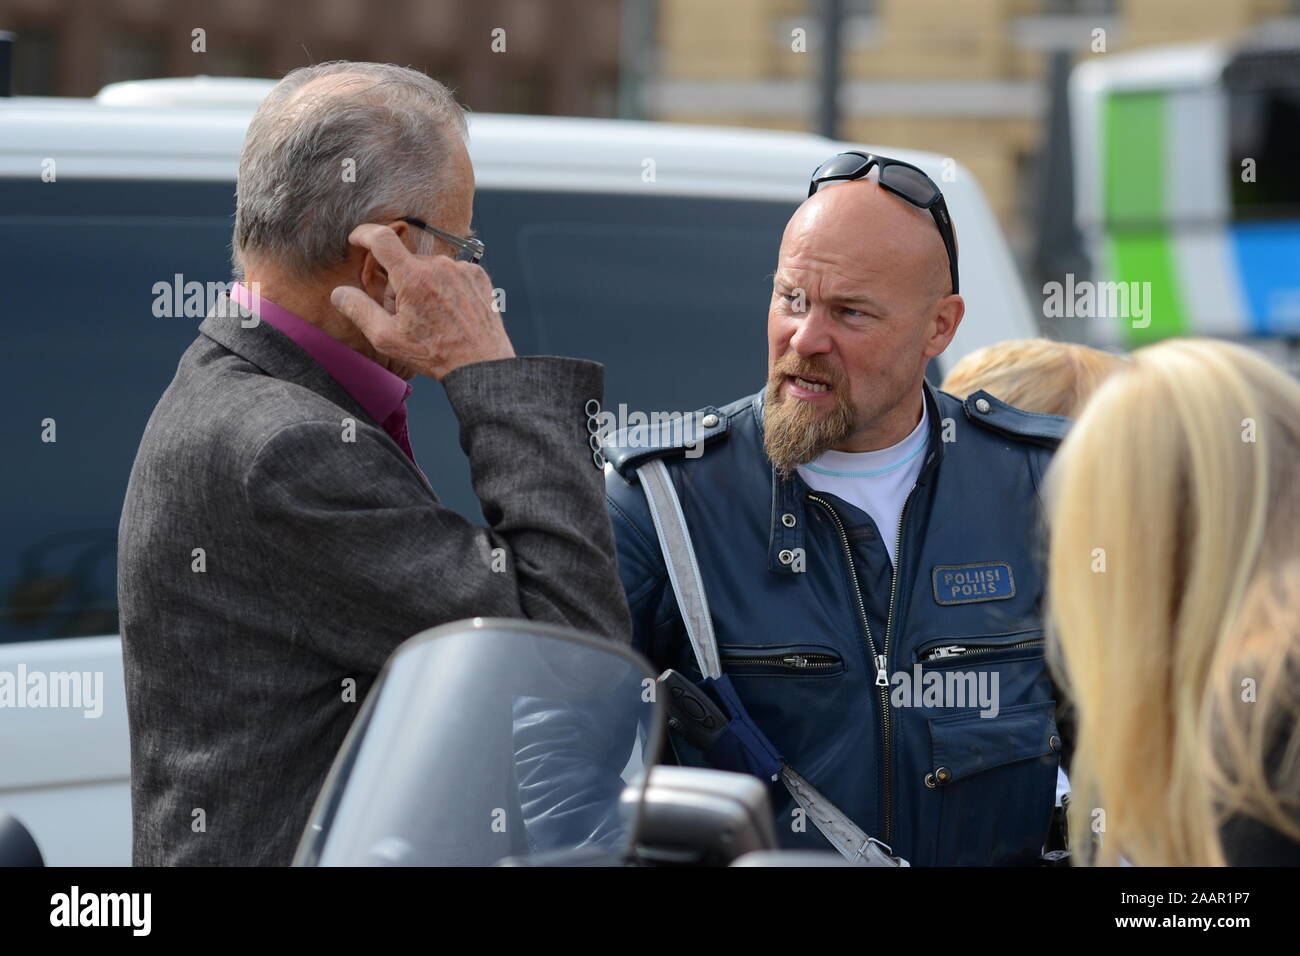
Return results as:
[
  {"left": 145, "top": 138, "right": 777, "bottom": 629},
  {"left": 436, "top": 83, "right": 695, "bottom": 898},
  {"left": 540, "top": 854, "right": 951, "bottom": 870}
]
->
[
  {"left": 1106, "top": 232, "right": 1187, "bottom": 344},
  {"left": 1103, "top": 92, "right": 1165, "bottom": 224},
  {"left": 1102, "top": 92, "right": 1187, "bottom": 343}
]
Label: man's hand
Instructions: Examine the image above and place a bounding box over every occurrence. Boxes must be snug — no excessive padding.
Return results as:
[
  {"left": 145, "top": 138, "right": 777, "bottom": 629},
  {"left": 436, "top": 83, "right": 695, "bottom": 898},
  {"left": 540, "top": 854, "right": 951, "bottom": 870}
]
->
[{"left": 330, "top": 223, "right": 515, "bottom": 381}]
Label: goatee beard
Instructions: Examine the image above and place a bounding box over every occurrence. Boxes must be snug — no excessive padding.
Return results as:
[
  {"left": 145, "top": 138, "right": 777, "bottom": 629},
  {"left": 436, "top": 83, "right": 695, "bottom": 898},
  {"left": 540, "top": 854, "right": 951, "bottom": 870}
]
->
[{"left": 762, "top": 363, "right": 854, "bottom": 477}]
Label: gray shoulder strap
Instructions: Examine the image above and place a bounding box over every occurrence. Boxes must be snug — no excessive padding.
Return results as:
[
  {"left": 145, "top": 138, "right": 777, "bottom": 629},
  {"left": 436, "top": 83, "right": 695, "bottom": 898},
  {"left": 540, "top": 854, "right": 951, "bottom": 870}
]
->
[
  {"left": 637, "top": 458, "right": 908, "bottom": 867},
  {"left": 779, "top": 766, "right": 908, "bottom": 866},
  {"left": 639, "top": 459, "right": 723, "bottom": 680}
]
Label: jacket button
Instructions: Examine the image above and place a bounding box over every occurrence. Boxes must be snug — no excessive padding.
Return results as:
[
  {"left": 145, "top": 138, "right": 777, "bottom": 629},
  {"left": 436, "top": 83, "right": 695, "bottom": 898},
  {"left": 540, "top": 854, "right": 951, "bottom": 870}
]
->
[
  {"left": 924, "top": 773, "right": 936, "bottom": 789},
  {"left": 1049, "top": 734, "right": 1062, "bottom": 753},
  {"left": 701, "top": 413, "right": 720, "bottom": 428},
  {"left": 975, "top": 398, "right": 991, "bottom": 413},
  {"left": 778, "top": 549, "right": 794, "bottom": 565},
  {"left": 781, "top": 512, "right": 796, "bottom": 528},
  {"left": 935, "top": 767, "right": 951, "bottom": 784}
]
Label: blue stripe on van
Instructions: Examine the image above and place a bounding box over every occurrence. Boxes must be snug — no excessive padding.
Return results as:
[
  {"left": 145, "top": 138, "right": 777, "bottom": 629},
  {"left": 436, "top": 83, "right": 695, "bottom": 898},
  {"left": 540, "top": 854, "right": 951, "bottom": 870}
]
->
[{"left": 1229, "top": 221, "right": 1300, "bottom": 336}]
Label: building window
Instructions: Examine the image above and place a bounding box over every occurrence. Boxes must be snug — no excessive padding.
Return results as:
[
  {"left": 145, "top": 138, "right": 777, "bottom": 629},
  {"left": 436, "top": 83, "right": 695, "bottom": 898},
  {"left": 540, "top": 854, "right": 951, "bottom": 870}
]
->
[
  {"left": 205, "top": 41, "right": 268, "bottom": 79},
  {"left": 10, "top": 27, "right": 59, "bottom": 96},
  {"left": 102, "top": 33, "right": 166, "bottom": 86},
  {"left": 1042, "top": 0, "right": 1117, "bottom": 13}
]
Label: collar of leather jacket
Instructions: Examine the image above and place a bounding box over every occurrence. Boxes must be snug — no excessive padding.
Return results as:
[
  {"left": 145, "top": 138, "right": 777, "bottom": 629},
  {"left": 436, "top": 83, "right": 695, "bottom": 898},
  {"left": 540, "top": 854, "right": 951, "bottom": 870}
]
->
[{"left": 602, "top": 379, "right": 1071, "bottom": 574}]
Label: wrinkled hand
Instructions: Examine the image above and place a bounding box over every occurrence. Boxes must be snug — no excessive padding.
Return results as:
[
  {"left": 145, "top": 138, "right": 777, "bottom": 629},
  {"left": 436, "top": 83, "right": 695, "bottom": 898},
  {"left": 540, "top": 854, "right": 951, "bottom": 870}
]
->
[{"left": 330, "top": 224, "right": 515, "bottom": 381}]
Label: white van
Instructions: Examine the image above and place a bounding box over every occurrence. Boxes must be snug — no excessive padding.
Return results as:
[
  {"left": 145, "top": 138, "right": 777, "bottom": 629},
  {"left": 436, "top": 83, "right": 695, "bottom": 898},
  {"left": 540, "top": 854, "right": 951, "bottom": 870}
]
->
[{"left": 0, "top": 76, "right": 1036, "bottom": 866}]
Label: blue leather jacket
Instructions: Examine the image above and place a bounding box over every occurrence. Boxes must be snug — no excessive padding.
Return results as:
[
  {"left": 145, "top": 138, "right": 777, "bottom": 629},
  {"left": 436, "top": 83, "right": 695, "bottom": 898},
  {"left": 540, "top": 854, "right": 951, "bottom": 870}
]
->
[{"left": 601, "top": 382, "right": 1070, "bottom": 865}]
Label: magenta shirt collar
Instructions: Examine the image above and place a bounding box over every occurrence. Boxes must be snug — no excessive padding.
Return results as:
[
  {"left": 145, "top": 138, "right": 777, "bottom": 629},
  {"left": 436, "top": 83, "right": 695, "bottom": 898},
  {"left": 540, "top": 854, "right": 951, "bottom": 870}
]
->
[{"left": 231, "top": 281, "right": 412, "bottom": 427}]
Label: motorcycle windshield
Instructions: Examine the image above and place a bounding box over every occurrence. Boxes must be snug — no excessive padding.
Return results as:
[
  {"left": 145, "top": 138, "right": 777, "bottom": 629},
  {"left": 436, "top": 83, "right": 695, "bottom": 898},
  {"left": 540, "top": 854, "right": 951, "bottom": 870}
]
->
[{"left": 295, "top": 618, "right": 662, "bottom": 867}]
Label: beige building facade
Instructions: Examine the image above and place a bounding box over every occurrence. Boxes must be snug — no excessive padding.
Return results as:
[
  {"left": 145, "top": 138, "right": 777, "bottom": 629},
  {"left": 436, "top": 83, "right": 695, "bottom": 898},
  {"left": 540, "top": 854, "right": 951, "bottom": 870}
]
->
[{"left": 650, "top": 0, "right": 1298, "bottom": 249}]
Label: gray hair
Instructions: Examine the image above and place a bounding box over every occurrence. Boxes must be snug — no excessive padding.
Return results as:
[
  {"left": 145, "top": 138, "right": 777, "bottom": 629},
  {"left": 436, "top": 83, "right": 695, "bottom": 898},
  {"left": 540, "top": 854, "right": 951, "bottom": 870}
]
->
[{"left": 233, "top": 61, "right": 468, "bottom": 279}]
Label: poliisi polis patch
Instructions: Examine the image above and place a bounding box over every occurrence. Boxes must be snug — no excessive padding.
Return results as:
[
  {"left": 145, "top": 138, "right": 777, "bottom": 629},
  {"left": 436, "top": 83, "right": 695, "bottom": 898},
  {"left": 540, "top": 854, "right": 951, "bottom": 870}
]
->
[{"left": 932, "top": 563, "right": 1016, "bottom": 605}]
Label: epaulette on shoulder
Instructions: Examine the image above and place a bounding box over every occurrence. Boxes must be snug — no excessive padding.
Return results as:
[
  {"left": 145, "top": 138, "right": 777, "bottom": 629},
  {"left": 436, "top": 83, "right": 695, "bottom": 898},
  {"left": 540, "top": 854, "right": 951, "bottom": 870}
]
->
[
  {"left": 601, "top": 404, "right": 731, "bottom": 479},
  {"left": 962, "top": 389, "right": 1071, "bottom": 449}
]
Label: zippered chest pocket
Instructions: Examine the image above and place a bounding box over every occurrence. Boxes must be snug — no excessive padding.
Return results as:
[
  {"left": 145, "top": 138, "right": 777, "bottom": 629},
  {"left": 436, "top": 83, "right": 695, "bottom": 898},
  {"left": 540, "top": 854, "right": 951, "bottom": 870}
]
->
[
  {"left": 914, "top": 630, "right": 1045, "bottom": 667},
  {"left": 718, "top": 643, "right": 845, "bottom": 678}
]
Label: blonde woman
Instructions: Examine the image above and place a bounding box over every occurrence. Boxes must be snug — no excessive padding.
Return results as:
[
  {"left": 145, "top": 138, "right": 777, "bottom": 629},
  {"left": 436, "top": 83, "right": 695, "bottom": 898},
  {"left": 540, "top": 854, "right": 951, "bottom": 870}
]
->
[
  {"left": 1045, "top": 338, "right": 1300, "bottom": 865},
  {"left": 941, "top": 338, "right": 1125, "bottom": 417}
]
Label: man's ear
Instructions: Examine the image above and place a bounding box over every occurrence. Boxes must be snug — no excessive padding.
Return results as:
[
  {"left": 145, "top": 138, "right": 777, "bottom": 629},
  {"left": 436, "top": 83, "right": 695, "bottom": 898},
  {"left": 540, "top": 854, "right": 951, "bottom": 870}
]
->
[
  {"left": 359, "top": 220, "right": 417, "bottom": 305},
  {"left": 923, "top": 294, "right": 965, "bottom": 360}
]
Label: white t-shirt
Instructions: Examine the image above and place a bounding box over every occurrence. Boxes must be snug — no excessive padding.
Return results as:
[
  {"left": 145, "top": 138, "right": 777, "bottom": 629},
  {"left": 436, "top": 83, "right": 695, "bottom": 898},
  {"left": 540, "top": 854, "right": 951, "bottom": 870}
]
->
[{"left": 796, "top": 398, "right": 929, "bottom": 568}]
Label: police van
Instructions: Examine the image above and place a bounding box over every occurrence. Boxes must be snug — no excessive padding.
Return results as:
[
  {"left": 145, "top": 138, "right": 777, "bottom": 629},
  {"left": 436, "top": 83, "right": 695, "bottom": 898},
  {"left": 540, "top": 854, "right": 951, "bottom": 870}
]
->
[
  {"left": 1070, "top": 40, "right": 1300, "bottom": 361},
  {"left": 0, "top": 74, "right": 1037, "bottom": 865}
]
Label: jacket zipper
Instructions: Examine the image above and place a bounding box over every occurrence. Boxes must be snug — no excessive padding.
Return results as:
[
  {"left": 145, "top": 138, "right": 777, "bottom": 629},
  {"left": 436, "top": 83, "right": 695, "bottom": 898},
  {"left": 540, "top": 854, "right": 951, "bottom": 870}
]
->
[
  {"left": 808, "top": 490, "right": 913, "bottom": 846},
  {"left": 921, "top": 639, "right": 1044, "bottom": 662},
  {"left": 724, "top": 652, "right": 841, "bottom": 669}
]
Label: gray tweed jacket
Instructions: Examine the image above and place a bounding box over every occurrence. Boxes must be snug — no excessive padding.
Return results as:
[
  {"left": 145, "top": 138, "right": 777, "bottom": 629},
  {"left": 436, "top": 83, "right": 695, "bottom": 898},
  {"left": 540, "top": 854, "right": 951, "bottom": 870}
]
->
[{"left": 117, "top": 299, "right": 630, "bottom": 866}]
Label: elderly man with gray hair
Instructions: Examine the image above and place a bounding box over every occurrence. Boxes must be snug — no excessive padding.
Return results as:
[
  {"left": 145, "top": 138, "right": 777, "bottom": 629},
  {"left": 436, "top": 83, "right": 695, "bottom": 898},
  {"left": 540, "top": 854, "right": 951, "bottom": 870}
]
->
[{"left": 117, "top": 62, "right": 630, "bottom": 866}]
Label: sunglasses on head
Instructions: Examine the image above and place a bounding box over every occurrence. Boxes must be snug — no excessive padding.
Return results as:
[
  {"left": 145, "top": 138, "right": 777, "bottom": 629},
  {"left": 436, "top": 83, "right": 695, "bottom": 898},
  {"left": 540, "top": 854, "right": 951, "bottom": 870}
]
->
[{"left": 808, "top": 151, "right": 959, "bottom": 295}]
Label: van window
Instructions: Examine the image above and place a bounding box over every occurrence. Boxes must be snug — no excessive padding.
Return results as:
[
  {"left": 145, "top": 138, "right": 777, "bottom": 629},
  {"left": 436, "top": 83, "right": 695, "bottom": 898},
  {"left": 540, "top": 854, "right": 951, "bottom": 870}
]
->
[
  {"left": 0, "top": 179, "right": 794, "bottom": 642},
  {"left": 1225, "top": 51, "right": 1300, "bottom": 220},
  {"left": 473, "top": 189, "right": 792, "bottom": 412},
  {"left": 0, "top": 179, "right": 235, "bottom": 643}
]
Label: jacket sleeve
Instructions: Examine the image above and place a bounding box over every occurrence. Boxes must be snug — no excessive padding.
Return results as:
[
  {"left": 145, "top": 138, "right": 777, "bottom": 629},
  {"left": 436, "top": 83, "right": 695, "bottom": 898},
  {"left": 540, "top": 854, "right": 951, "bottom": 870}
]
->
[{"left": 242, "top": 356, "right": 631, "bottom": 674}]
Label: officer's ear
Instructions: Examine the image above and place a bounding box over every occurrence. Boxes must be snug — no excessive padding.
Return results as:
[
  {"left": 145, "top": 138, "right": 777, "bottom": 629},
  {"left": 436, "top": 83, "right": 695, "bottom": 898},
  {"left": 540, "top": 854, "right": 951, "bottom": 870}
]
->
[{"left": 924, "top": 294, "right": 965, "bottom": 360}]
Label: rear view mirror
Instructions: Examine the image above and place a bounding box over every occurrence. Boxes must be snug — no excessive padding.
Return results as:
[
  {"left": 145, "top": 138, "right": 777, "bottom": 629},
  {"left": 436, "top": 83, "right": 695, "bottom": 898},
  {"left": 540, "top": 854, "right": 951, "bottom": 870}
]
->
[{"left": 620, "top": 765, "right": 778, "bottom": 866}]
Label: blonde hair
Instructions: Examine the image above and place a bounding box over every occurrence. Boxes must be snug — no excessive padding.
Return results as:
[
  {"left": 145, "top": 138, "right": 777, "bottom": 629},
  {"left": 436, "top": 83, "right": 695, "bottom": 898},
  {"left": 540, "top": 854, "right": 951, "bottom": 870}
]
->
[
  {"left": 941, "top": 339, "right": 1126, "bottom": 417},
  {"left": 1045, "top": 338, "right": 1300, "bottom": 865}
]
